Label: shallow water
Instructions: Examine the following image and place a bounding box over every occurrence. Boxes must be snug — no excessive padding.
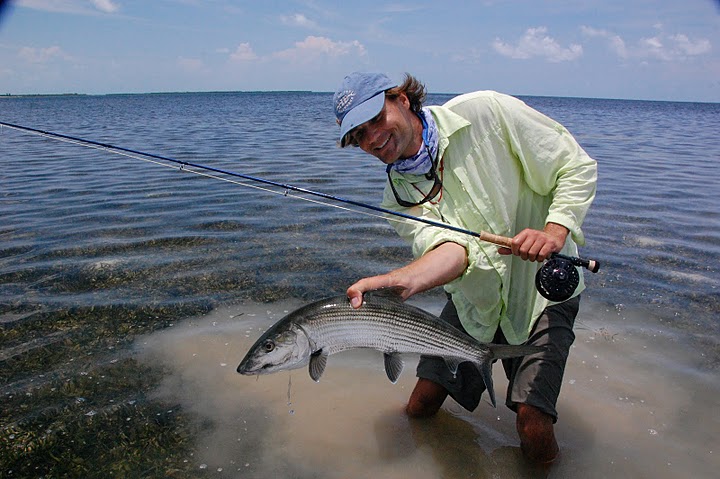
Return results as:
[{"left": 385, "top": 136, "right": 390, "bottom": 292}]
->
[
  {"left": 137, "top": 298, "right": 719, "bottom": 479},
  {"left": 1, "top": 92, "right": 719, "bottom": 477}
]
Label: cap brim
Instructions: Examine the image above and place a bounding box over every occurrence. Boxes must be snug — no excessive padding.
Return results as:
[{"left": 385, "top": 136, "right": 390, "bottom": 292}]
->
[{"left": 338, "top": 91, "right": 386, "bottom": 146}]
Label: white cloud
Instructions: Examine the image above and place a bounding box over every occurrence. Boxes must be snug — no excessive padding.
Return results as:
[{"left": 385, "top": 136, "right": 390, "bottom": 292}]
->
[
  {"left": 640, "top": 36, "right": 670, "bottom": 61},
  {"left": 17, "top": 45, "right": 70, "bottom": 63},
  {"left": 272, "top": 36, "right": 366, "bottom": 61},
  {"left": 581, "top": 26, "right": 628, "bottom": 58},
  {"left": 17, "top": 0, "right": 119, "bottom": 15},
  {"left": 379, "top": 4, "right": 426, "bottom": 13},
  {"left": 493, "top": 27, "right": 582, "bottom": 62},
  {"left": 280, "top": 13, "right": 317, "bottom": 29},
  {"left": 582, "top": 26, "right": 711, "bottom": 62},
  {"left": 229, "top": 43, "right": 258, "bottom": 62},
  {"left": 669, "top": 34, "right": 711, "bottom": 56},
  {"left": 90, "top": 0, "right": 119, "bottom": 13}
]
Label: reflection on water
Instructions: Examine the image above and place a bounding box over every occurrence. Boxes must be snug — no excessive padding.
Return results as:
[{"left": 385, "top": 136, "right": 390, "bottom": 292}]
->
[{"left": 137, "top": 298, "right": 719, "bottom": 479}]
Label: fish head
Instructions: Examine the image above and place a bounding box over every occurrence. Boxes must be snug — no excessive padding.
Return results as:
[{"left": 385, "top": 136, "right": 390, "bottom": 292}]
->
[{"left": 237, "top": 320, "right": 312, "bottom": 376}]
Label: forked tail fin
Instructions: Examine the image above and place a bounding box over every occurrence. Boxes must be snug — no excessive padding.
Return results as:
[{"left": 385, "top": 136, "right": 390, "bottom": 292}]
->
[
  {"left": 476, "top": 344, "right": 545, "bottom": 408},
  {"left": 478, "top": 360, "right": 496, "bottom": 407}
]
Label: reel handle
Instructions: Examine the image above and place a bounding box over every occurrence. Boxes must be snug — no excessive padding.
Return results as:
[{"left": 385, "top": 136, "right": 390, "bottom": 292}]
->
[{"left": 551, "top": 253, "right": 601, "bottom": 274}]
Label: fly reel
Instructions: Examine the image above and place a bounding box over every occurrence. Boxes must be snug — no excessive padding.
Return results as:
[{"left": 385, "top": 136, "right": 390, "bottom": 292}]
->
[{"left": 535, "top": 253, "right": 600, "bottom": 302}]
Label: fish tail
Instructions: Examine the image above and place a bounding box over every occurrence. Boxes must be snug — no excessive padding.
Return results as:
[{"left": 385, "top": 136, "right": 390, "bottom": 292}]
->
[
  {"left": 478, "top": 359, "right": 496, "bottom": 408},
  {"left": 473, "top": 344, "right": 544, "bottom": 408}
]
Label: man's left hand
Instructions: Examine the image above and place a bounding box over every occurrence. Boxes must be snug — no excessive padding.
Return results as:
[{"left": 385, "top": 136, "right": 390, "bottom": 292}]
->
[{"left": 498, "top": 223, "right": 569, "bottom": 262}]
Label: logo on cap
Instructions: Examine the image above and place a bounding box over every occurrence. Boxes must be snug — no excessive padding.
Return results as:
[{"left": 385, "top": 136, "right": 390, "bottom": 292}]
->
[{"left": 335, "top": 89, "right": 355, "bottom": 116}]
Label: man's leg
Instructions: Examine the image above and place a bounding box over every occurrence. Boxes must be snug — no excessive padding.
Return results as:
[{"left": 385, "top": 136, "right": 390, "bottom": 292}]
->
[
  {"left": 407, "top": 297, "right": 486, "bottom": 418},
  {"left": 408, "top": 379, "right": 561, "bottom": 463},
  {"left": 406, "top": 378, "right": 448, "bottom": 418},
  {"left": 503, "top": 296, "right": 581, "bottom": 465},
  {"left": 516, "top": 403, "right": 559, "bottom": 464}
]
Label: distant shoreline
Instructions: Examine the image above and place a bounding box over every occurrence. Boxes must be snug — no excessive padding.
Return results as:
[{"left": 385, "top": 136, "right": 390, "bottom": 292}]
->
[
  {"left": 1, "top": 93, "right": 88, "bottom": 99},
  {"left": 1, "top": 91, "right": 317, "bottom": 98},
  {"left": 1, "top": 91, "right": 717, "bottom": 105}
]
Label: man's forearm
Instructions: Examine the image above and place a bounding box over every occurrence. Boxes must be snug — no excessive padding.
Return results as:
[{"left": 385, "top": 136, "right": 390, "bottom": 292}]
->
[
  {"left": 347, "top": 241, "right": 467, "bottom": 307},
  {"left": 392, "top": 242, "right": 468, "bottom": 297}
]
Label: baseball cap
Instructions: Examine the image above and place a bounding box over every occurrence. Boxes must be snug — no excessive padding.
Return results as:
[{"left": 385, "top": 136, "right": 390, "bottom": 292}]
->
[{"left": 333, "top": 72, "right": 396, "bottom": 147}]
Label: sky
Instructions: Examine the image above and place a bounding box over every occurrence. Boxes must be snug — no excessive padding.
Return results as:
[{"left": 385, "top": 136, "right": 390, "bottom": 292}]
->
[{"left": 0, "top": 0, "right": 718, "bottom": 102}]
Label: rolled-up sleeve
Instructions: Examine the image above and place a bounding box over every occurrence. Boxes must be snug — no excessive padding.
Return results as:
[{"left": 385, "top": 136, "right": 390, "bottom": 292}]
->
[{"left": 380, "top": 186, "right": 471, "bottom": 260}]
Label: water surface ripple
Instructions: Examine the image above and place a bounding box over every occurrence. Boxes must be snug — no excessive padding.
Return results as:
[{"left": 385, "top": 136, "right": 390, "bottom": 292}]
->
[{"left": 1, "top": 92, "right": 718, "bottom": 477}]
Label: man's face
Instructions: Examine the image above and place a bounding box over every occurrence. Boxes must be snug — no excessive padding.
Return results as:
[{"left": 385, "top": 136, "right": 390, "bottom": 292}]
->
[{"left": 346, "top": 93, "right": 422, "bottom": 165}]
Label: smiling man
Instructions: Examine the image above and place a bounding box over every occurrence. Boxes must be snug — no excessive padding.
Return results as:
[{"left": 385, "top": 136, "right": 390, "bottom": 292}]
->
[{"left": 333, "top": 72, "right": 597, "bottom": 465}]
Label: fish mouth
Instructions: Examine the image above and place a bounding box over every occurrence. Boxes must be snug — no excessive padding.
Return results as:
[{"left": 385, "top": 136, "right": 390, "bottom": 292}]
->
[
  {"left": 237, "top": 361, "right": 274, "bottom": 375},
  {"left": 236, "top": 360, "right": 255, "bottom": 375}
]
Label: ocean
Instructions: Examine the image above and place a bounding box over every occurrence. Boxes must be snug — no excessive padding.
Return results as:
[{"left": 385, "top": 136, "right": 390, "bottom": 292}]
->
[{"left": 1, "top": 92, "right": 719, "bottom": 478}]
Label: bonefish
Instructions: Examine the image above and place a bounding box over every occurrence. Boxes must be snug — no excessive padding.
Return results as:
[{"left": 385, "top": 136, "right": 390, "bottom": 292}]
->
[{"left": 237, "top": 289, "right": 544, "bottom": 407}]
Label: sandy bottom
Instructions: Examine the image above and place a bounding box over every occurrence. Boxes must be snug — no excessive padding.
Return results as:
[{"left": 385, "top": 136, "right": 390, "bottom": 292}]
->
[{"left": 136, "top": 298, "right": 719, "bottom": 478}]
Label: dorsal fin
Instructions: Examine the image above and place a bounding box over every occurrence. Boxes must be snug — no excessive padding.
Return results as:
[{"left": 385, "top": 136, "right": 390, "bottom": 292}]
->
[{"left": 365, "top": 287, "right": 405, "bottom": 302}]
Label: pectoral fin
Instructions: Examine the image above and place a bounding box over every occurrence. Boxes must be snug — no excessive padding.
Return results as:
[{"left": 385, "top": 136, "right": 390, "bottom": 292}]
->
[
  {"left": 309, "top": 349, "right": 328, "bottom": 382},
  {"left": 443, "top": 357, "right": 464, "bottom": 377},
  {"left": 383, "top": 352, "right": 404, "bottom": 383}
]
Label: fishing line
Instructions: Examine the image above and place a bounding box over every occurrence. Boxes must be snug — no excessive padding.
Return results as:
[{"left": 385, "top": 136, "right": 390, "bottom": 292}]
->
[
  {"left": 0, "top": 121, "right": 463, "bottom": 233},
  {"left": 0, "top": 122, "right": 371, "bottom": 218},
  {"left": 0, "top": 121, "right": 600, "bottom": 300}
]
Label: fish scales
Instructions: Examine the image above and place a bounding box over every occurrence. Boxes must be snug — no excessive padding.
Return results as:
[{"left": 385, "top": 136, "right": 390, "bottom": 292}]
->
[
  {"left": 237, "top": 290, "right": 545, "bottom": 407},
  {"left": 285, "top": 296, "right": 488, "bottom": 361}
]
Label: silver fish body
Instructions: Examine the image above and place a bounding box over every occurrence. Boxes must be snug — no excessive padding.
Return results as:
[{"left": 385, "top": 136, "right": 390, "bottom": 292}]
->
[{"left": 237, "top": 289, "right": 544, "bottom": 407}]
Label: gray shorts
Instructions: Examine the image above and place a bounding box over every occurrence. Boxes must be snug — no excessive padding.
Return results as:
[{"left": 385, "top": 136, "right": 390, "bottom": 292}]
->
[{"left": 416, "top": 296, "right": 580, "bottom": 422}]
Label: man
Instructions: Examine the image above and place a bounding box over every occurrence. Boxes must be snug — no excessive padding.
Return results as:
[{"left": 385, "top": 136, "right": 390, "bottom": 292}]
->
[{"left": 333, "top": 72, "right": 597, "bottom": 464}]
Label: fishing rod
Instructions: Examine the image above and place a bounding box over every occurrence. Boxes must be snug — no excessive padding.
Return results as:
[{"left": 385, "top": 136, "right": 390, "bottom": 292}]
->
[{"left": 0, "top": 121, "right": 599, "bottom": 301}]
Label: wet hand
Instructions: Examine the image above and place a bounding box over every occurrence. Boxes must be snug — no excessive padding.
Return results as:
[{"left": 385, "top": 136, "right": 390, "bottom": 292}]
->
[
  {"left": 347, "top": 276, "right": 410, "bottom": 309},
  {"left": 347, "top": 242, "right": 467, "bottom": 308}
]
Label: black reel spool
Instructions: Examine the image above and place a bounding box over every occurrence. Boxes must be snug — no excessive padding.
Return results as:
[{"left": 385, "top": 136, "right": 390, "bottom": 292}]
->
[{"left": 535, "top": 253, "right": 598, "bottom": 302}]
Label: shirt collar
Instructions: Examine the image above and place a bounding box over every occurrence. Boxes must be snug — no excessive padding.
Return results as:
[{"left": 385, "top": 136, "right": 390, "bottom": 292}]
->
[{"left": 426, "top": 105, "right": 471, "bottom": 160}]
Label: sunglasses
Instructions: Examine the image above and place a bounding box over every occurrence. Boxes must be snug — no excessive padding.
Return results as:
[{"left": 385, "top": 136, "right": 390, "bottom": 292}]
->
[{"left": 386, "top": 142, "right": 442, "bottom": 208}]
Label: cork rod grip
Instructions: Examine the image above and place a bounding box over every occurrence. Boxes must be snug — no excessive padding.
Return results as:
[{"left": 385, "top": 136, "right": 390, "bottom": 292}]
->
[
  {"left": 478, "top": 231, "right": 514, "bottom": 248},
  {"left": 478, "top": 231, "right": 601, "bottom": 274}
]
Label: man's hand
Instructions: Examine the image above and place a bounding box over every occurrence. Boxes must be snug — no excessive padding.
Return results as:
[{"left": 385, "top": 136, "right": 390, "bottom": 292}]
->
[
  {"left": 498, "top": 222, "right": 568, "bottom": 262},
  {"left": 347, "top": 242, "right": 467, "bottom": 309}
]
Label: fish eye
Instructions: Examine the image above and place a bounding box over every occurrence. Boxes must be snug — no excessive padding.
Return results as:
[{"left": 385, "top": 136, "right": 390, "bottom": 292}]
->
[{"left": 263, "top": 340, "right": 275, "bottom": 352}]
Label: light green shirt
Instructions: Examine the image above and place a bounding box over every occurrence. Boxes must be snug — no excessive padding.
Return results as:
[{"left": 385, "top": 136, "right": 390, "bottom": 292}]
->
[{"left": 382, "top": 91, "right": 597, "bottom": 344}]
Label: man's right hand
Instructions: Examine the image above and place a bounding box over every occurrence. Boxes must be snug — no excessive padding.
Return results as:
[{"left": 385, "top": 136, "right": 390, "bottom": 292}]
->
[{"left": 346, "top": 242, "right": 467, "bottom": 309}]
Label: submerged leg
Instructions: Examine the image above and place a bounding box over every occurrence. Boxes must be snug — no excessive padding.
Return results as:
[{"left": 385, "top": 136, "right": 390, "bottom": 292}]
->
[
  {"left": 503, "top": 297, "right": 581, "bottom": 465},
  {"left": 516, "top": 403, "right": 559, "bottom": 464},
  {"left": 405, "top": 378, "right": 448, "bottom": 418}
]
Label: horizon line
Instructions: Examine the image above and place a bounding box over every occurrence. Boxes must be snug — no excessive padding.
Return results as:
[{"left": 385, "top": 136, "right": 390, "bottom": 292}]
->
[{"left": 2, "top": 90, "right": 718, "bottom": 105}]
